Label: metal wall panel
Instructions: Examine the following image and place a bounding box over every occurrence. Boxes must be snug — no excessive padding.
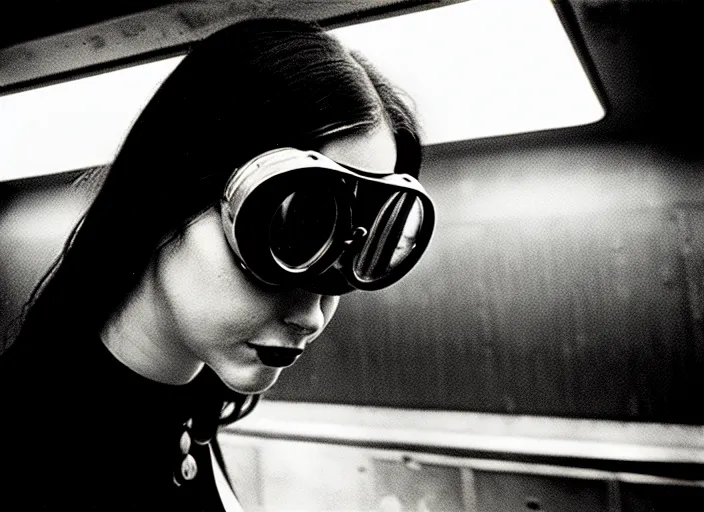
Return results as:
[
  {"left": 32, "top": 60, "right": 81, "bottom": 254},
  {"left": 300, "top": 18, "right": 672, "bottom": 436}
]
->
[{"left": 269, "top": 139, "right": 704, "bottom": 423}]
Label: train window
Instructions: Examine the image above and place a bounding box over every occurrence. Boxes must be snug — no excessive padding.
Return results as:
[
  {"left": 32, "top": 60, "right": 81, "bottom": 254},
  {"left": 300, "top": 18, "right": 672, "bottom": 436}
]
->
[
  {"left": 0, "top": 0, "right": 603, "bottom": 182},
  {"left": 332, "top": 0, "right": 604, "bottom": 144},
  {"left": 0, "top": 57, "right": 181, "bottom": 182}
]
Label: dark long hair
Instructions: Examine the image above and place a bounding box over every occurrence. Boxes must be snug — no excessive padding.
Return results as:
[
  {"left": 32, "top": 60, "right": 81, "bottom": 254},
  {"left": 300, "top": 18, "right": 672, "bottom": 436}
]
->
[{"left": 7, "top": 17, "right": 421, "bottom": 427}]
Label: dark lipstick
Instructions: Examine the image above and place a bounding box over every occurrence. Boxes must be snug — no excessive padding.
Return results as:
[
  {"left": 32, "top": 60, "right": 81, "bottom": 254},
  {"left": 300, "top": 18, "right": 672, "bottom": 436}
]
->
[{"left": 247, "top": 343, "right": 303, "bottom": 368}]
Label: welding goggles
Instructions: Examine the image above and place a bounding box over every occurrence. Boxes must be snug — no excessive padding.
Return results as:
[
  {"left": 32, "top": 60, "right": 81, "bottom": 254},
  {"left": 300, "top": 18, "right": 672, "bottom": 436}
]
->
[{"left": 220, "top": 147, "right": 435, "bottom": 295}]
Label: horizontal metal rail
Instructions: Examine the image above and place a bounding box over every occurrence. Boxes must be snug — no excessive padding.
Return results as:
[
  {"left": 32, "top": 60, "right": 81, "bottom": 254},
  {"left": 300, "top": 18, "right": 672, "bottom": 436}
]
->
[{"left": 223, "top": 400, "right": 704, "bottom": 484}]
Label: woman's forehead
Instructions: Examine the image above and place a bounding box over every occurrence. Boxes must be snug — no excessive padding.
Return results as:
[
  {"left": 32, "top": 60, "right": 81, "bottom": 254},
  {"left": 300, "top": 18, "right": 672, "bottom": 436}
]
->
[{"left": 316, "top": 121, "right": 397, "bottom": 174}]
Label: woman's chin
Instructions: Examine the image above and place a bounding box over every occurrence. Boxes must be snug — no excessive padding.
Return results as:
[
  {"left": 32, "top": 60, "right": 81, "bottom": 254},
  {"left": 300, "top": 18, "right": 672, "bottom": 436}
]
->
[{"left": 217, "top": 365, "right": 283, "bottom": 394}]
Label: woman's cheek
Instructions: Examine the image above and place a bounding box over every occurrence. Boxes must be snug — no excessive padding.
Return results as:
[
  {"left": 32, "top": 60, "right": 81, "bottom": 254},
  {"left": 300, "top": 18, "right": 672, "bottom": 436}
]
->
[{"left": 322, "top": 295, "right": 341, "bottom": 326}]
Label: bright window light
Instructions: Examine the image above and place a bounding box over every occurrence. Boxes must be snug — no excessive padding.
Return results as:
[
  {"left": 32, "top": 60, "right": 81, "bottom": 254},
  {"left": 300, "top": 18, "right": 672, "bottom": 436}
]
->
[
  {"left": 0, "top": 0, "right": 603, "bottom": 182},
  {"left": 0, "top": 57, "right": 182, "bottom": 182},
  {"left": 331, "top": 0, "right": 604, "bottom": 144}
]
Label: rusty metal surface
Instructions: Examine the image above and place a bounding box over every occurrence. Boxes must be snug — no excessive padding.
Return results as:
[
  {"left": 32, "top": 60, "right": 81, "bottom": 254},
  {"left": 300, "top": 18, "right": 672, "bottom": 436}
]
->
[{"left": 0, "top": 0, "right": 466, "bottom": 95}]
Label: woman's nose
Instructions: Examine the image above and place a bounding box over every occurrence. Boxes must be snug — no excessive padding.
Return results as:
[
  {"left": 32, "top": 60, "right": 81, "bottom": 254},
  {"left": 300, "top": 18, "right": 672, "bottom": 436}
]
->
[{"left": 282, "top": 290, "right": 327, "bottom": 336}]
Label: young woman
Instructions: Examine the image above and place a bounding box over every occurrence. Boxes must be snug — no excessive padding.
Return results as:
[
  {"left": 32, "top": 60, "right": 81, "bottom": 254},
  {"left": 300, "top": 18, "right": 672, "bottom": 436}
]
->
[{"left": 0, "top": 17, "right": 434, "bottom": 510}]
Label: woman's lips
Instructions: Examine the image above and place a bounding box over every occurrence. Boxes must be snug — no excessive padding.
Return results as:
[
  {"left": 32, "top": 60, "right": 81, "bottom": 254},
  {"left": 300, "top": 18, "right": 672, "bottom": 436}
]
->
[{"left": 246, "top": 343, "right": 304, "bottom": 368}]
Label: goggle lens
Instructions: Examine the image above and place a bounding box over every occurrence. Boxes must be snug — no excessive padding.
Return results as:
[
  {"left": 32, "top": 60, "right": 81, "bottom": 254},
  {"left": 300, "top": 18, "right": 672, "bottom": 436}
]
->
[
  {"left": 269, "top": 190, "right": 339, "bottom": 271},
  {"left": 353, "top": 192, "right": 425, "bottom": 282}
]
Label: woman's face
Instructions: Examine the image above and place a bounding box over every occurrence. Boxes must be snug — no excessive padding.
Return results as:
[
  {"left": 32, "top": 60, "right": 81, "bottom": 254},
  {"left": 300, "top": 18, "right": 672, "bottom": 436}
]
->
[{"left": 153, "top": 121, "right": 397, "bottom": 394}]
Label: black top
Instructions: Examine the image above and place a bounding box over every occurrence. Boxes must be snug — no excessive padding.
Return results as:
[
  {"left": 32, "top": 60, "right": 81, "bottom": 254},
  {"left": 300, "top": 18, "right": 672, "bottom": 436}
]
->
[{"left": 0, "top": 333, "right": 235, "bottom": 511}]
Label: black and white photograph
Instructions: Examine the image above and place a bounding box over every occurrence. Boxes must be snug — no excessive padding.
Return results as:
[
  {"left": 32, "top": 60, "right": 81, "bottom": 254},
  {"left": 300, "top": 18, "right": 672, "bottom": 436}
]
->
[{"left": 0, "top": 0, "right": 703, "bottom": 510}]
